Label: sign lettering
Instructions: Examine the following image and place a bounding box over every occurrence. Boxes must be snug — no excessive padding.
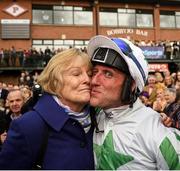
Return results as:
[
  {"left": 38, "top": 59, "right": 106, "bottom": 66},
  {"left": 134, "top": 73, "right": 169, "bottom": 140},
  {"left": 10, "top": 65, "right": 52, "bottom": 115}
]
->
[{"left": 107, "top": 28, "right": 148, "bottom": 37}]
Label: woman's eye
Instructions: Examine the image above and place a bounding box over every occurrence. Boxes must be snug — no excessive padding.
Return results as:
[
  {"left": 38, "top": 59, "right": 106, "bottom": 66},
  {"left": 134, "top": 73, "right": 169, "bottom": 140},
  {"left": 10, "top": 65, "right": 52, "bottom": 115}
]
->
[{"left": 72, "top": 72, "right": 81, "bottom": 76}]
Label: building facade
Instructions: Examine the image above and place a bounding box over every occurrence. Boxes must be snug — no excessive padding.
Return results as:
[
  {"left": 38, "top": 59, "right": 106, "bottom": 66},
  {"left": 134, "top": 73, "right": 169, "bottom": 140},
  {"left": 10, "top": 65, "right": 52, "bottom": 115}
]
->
[
  {"left": 0, "top": 0, "right": 180, "bottom": 83},
  {"left": 0, "top": 0, "right": 180, "bottom": 50}
]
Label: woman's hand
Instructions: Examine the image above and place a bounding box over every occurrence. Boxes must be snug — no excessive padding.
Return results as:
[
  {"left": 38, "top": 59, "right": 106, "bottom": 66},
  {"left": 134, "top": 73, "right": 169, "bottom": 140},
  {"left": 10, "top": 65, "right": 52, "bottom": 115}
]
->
[
  {"left": 0, "top": 131, "right": 7, "bottom": 144},
  {"left": 160, "top": 113, "right": 173, "bottom": 127}
]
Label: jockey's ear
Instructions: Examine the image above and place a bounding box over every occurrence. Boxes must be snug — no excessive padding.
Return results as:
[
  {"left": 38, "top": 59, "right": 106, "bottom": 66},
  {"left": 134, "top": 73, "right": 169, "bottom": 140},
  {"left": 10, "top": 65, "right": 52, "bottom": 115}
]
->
[{"left": 131, "top": 80, "right": 136, "bottom": 92}]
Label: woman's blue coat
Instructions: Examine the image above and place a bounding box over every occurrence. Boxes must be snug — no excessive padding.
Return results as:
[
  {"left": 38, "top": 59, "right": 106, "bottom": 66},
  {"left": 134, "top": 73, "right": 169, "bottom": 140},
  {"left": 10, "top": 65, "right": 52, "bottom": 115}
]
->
[{"left": 0, "top": 93, "right": 95, "bottom": 169}]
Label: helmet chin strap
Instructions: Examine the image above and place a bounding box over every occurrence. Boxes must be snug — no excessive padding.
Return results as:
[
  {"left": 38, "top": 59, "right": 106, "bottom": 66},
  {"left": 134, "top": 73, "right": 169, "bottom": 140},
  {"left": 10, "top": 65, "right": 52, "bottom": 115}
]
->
[{"left": 129, "top": 88, "right": 140, "bottom": 108}]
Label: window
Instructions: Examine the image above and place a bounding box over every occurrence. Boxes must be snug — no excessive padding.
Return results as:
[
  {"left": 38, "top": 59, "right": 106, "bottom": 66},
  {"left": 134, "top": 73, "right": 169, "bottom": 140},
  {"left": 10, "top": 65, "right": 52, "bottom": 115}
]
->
[
  {"left": 32, "top": 5, "right": 53, "bottom": 24},
  {"left": 32, "top": 5, "right": 93, "bottom": 26},
  {"left": 74, "top": 40, "right": 84, "bottom": 45},
  {"left": 74, "top": 7, "right": 93, "bottom": 25},
  {"left": 136, "top": 10, "right": 153, "bottom": 28},
  {"left": 100, "top": 8, "right": 153, "bottom": 28},
  {"left": 99, "top": 8, "right": 118, "bottom": 26},
  {"left": 33, "top": 40, "right": 42, "bottom": 44},
  {"left": 54, "top": 10, "right": 73, "bottom": 24},
  {"left": 33, "top": 39, "right": 89, "bottom": 50},
  {"left": 118, "top": 9, "right": 135, "bottom": 27},
  {"left": 160, "top": 11, "right": 175, "bottom": 28},
  {"left": 43, "top": 40, "right": 53, "bottom": 45},
  {"left": 54, "top": 40, "right": 63, "bottom": 45},
  {"left": 54, "top": 6, "right": 73, "bottom": 25},
  {"left": 175, "top": 12, "right": 180, "bottom": 28}
]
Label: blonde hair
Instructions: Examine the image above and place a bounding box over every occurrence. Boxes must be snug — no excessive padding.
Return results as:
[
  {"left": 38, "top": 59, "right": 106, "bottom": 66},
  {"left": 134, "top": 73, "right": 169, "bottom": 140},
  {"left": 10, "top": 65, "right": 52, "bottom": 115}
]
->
[{"left": 37, "top": 48, "right": 91, "bottom": 95}]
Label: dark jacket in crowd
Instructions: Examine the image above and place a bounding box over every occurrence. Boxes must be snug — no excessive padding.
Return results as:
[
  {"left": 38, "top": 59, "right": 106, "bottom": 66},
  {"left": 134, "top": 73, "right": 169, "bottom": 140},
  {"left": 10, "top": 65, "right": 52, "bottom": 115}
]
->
[
  {"left": 0, "top": 93, "right": 95, "bottom": 169},
  {"left": 0, "top": 110, "right": 13, "bottom": 134},
  {"left": 21, "top": 96, "right": 38, "bottom": 114},
  {"left": 0, "top": 111, "right": 7, "bottom": 135},
  {"left": 163, "top": 102, "right": 180, "bottom": 130},
  {"left": 21, "top": 86, "right": 43, "bottom": 114},
  {"left": 0, "top": 89, "right": 8, "bottom": 101}
]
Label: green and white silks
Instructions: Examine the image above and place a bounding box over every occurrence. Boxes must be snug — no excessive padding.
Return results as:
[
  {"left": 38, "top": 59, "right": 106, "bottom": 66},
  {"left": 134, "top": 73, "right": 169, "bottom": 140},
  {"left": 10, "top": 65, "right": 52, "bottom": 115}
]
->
[{"left": 93, "top": 99, "right": 180, "bottom": 170}]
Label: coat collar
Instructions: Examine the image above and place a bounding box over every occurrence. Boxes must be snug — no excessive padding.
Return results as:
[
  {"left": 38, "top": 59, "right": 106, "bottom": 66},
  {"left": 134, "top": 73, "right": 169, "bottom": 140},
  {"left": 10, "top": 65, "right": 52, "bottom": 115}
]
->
[{"left": 33, "top": 93, "right": 69, "bottom": 132}]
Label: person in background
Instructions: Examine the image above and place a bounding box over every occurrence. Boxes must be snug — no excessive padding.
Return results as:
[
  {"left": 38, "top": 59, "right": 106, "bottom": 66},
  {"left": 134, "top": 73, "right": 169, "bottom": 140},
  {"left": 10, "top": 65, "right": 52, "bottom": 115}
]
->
[
  {"left": 0, "top": 81, "right": 8, "bottom": 102},
  {"left": 154, "top": 71, "right": 165, "bottom": 90},
  {"left": 0, "top": 99, "right": 7, "bottom": 149},
  {"left": 20, "top": 84, "right": 42, "bottom": 114},
  {"left": 164, "top": 75, "right": 175, "bottom": 88},
  {"left": 152, "top": 88, "right": 167, "bottom": 112},
  {"left": 176, "top": 89, "right": 180, "bottom": 104},
  {"left": 87, "top": 35, "right": 180, "bottom": 170},
  {"left": 163, "top": 68, "right": 171, "bottom": 77},
  {"left": 139, "top": 91, "right": 151, "bottom": 106},
  {"left": 32, "top": 71, "right": 39, "bottom": 84},
  {"left": 0, "top": 48, "right": 4, "bottom": 66},
  {"left": 161, "top": 88, "right": 180, "bottom": 130},
  {"left": 143, "top": 74, "right": 157, "bottom": 106},
  {"left": 10, "top": 46, "right": 16, "bottom": 66},
  {"left": 6, "top": 83, "right": 14, "bottom": 91},
  {"left": 6, "top": 89, "right": 24, "bottom": 121},
  {"left": 0, "top": 89, "right": 25, "bottom": 149},
  {"left": 18, "top": 71, "right": 26, "bottom": 86},
  {"left": 1, "top": 89, "right": 25, "bottom": 139},
  {"left": 175, "top": 70, "right": 180, "bottom": 90},
  {"left": 0, "top": 48, "right": 95, "bottom": 169},
  {"left": 20, "top": 86, "right": 32, "bottom": 103},
  {"left": 0, "top": 99, "right": 5, "bottom": 113}
]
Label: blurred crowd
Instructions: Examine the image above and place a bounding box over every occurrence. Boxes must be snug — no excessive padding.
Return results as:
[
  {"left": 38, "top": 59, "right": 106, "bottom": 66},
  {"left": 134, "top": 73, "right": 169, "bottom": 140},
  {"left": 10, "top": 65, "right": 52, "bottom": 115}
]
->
[
  {"left": 135, "top": 40, "right": 180, "bottom": 60},
  {"left": 0, "top": 70, "right": 42, "bottom": 145},
  {"left": 0, "top": 46, "right": 87, "bottom": 68},
  {"left": 140, "top": 69, "right": 180, "bottom": 129},
  {"left": 0, "top": 40, "right": 179, "bottom": 68}
]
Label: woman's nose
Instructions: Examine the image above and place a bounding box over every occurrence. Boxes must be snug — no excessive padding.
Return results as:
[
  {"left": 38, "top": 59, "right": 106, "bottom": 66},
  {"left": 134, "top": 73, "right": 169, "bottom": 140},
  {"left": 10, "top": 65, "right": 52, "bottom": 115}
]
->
[{"left": 83, "top": 73, "right": 91, "bottom": 83}]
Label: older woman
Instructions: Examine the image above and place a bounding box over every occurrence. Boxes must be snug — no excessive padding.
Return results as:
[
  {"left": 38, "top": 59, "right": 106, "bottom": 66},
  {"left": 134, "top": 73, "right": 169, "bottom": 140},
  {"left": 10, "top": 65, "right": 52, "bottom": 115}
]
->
[{"left": 0, "top": 48, "right": 95, "bottom": 169}]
